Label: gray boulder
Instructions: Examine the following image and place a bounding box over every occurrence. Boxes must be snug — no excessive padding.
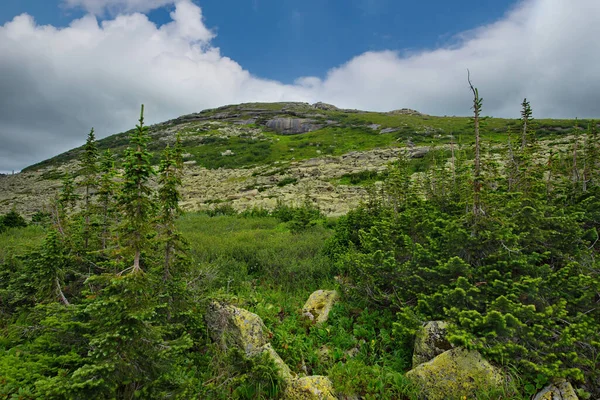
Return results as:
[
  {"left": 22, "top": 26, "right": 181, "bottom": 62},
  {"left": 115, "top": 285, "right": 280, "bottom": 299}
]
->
[
  {"left": 266, "top": 118, "right": 323, "bottom": 134},
  {"left": 412, "top": 321, "right": 453, "bottom": 367},
  {"left": 533, "top": 379, "right": 579, "bottom": 400}
]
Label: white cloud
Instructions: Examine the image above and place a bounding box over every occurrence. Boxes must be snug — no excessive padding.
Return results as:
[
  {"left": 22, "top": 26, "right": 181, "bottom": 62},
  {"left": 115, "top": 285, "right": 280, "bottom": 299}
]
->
[
  {"left": 1, "top": 0, "right": 600, "bottom": 171},
  {"left": 61, "top": 0, "right": 176, "bottom": 15}
]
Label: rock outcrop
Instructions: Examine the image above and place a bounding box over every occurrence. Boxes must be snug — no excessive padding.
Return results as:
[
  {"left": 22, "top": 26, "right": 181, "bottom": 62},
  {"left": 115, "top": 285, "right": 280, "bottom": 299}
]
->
[
  {"left": 205, "top": 302, "right": 268, "bottom": 355},
  {"left": 266, "top": 118, "right": 323, "bottom": 134},
  {"left": 533, "top": 379, "right": 579, "bottom": 400},
  {"left": 283, "top": 376, "right": 336, "bottom": 400},
  {"left": 412, "top": 321, "right": 453, "bottom": 367},
  {"left": 206, "top": 300, "right": 336, "bottom": 399},
  {"left": 302, "top": 290, "right": 339, "bottom": 325},
  {"left": 406, "top": 347, "right": 504, "bottom": 400}
]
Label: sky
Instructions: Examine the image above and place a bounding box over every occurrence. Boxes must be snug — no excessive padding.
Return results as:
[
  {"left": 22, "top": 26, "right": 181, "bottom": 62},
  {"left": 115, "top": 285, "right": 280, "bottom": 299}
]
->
[{"left": 0, "top": 0, "right": 599, "bottom": 172}]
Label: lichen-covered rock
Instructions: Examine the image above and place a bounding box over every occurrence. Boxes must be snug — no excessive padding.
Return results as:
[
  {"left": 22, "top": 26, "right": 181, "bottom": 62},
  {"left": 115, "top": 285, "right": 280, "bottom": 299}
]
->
[
  {"left": 283, "top": 376, "right": 336, "bottom": 400},
  {"left": 266, "top": 118, "right": 323, "bottom": 135},
  {"left": 406, "top": 347, "right": 504, "bottom": 400},
  {"left": 258, "top": 343, "right": 294, "bottom": 381},
  {"left": 533, "top": 379, "right": 579, "bottom": 400},
  {"left": 205, "top": 302, "right": 268, "bottom": 356},
  {"left": 302, "top": 290, "right": 339, "bottom": 324},
  {"left": 412, "top": 321, "right": 453, "bottom": 367}
]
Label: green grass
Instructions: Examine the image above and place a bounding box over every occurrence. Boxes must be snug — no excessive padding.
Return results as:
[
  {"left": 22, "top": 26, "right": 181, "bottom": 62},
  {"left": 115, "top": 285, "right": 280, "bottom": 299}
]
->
[
  {"left": 0, "top": 212, "right": 539, "bottom": 398},
  {"left": 0, "top": 225, "right": 46, "bottom": 263}
]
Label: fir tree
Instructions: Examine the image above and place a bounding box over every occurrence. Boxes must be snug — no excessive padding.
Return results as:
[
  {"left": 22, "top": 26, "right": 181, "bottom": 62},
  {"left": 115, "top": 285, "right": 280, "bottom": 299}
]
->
[
  {"left": 98, "top": 149, "right": 117, "bottom": 252},
  {"left": 81, "top": 128, "right": 99, "bottom": 249},
  {"left": 53, "top": 172, "right": 79, "bottom": 236},
  {"left": 520, "top": 98, "right": 533, "bottom": 150},
  {"left": 37, "top": 230, "right": 71, "bottom": 305},
  {"left": 157, "top": 139, "right": 185, "bottom": 281},
  {"left": 118, "top": 105, "right": 156, "bottom": 274},
  {"left": 468, "top": 70, "right": 483, "bottom": 216}
]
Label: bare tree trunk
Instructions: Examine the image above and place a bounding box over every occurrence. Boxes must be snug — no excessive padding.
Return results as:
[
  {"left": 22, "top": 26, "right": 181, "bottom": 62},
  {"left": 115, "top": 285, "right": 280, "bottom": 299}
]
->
[
  {"left": 52, "top": 203, "right": 65, "bottom": 236},
  {"left": 56, "top": 277, "right": 70, "bottom": 306},
  {"left": 132, "top": 250, "right": 142, "bottom": 274}
]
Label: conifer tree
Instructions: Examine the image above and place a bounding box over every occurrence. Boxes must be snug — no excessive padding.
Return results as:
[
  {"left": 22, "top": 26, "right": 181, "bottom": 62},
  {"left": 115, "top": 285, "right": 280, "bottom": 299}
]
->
[
  {"left": 520, "top": 98, "right": 533, "bottom": 150},
  {"left": 81, "top": 128, "right": 99, "bottom": 249},
  {"left": 53, "top": 172, "right": 79, "bottom": 236},
  {"left": 118, "top": 104, "right": 155, "bottom": 274},
  {"left": 37, "top": 230, "right": 70, "bottom": 305},
  {"left": 157, "top": 136, "right": 185, "bottom": 281},
  {"left": 98, "top": 149, "right": 117, "bottom": 252},
  {"left": 468, "top": 70, "right": 483, "bottom": 216}
]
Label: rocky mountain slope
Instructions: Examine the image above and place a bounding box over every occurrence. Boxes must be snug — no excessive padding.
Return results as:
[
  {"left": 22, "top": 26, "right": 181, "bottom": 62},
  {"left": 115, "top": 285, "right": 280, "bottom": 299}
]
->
[{"left": 0, "top": 102, "right": 585, "bottom": 217}]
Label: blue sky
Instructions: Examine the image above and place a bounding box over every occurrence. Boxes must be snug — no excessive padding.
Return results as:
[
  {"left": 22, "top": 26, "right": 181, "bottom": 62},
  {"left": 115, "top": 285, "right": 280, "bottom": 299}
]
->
[
  {"left": 1, "top": 0, "right": 600, "bottom": 172},
  {"left": 1, "top": 0, "right": 518, "bottom": 83}
]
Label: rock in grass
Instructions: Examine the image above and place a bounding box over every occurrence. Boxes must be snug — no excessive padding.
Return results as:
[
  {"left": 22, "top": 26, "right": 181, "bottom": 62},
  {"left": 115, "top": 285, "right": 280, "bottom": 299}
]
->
[
  {"left": 406, "top": 347, "right": 504, "bottom": 400},
  {"left": 533, "top": 379, "right": 579, "bottom": 400},
  {"left": 283, "top": 376, "right": 336, "bottom": 400},
  {"left": 258, "top": 343, "right": 295, "bottom": 381},
  {"left": 412, "top": 321, "right": 453, "bottom": 368},
  {"left": 302, "top": 290, "right": 339, "bottom": 325},
  {"left": 205, "top": 302, "right": 268, "bottom": 356}
]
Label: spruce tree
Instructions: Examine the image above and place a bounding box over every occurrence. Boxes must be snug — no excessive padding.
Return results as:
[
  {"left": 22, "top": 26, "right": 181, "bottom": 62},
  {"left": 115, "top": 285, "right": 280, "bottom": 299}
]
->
[
  {"left": 520, "top": 98, "right": 533, "bottom": 150},
  {"left": 98, "top": 149, "right": 117, "bottom": 252},
  {"left": 81, "top": 128, "right": 99, "bottom": 249},
  {"left": 118, "top": 104, "right": 155, "bottom": 274},
  {"left": 157, "top": 138, "right": 185, "bottom": 281},
  {"left": 54, "top": 172, "right": 79, "bottom": 236},
  {"left": 468, "top": 70, "right": 483, "bottom": 216}
]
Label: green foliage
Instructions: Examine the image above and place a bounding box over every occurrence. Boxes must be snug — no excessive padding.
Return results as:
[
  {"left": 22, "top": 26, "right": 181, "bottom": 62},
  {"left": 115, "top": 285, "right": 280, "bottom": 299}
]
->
[
  {"left": 272, "top": 199, "right": 323, "bottom": 233},
  {"left": 0, "top": 208, "right": 27, "bottom": 232},
  {"left": 4, "top": 101, "right": 600, "bottom": 399},
  {"left": 329, "top": 123, "right": 600, "bottom": 396},
  {"left": 118, "top": 104, "right": 156, "bottom": 273},
  {"left": 80, "top": 128, "right": 99, "bottom": 249}
]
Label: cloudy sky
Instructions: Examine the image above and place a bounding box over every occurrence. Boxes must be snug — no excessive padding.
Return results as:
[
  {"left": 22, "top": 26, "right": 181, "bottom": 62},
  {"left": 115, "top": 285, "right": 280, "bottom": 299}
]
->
[{"left": 1, "top": 0, "right": 599, "bottom": 172}]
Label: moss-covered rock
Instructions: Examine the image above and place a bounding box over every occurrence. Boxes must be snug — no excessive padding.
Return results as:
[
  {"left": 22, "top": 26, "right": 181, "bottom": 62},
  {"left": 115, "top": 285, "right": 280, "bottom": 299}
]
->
[
  {"left": 283, "top": 376, "right": 336, "bottom": 400},
  {"left": 258, "top": 343, "right": 295, "bottom": 381},
  {"left": 302, "top": 290, "right": 339, "bottom": 325},
  {"left": 412, "top": 320, "right": 453, "bottom": 367},
  {"left": 405, "top": 347, "right": 503, "bottom": 400},
  {"left": 533, "top": 379, "right": 579, "bottom": 400},
  {"left": 205, "top": 301, "right": 268, "bottom": 356}
]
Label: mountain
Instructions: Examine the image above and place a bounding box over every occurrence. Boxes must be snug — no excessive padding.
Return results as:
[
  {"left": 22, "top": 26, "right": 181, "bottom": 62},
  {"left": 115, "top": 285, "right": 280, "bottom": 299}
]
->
[{"left": 0, "top": 101, "right": 587, "bottom": 217}]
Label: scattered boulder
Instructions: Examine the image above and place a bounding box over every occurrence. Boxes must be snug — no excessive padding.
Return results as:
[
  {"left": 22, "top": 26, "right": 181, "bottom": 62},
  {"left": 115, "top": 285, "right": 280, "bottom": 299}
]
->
[
  {"left": 380, "top": 127, "right": 399, "bottom": 134},
  {"left": 302, "top": 290, "right": 339, "bottom": 324},
  {"left": 412, "top": 321, "right": 453, "bottom": 368},
  {"left": 533, "top": 379, "right": 579, "bottom": 400},
  {"left": 266, "top": 118, "right": 323, "bottom": 135},
  {"left": 406, "top": 347, "right": 504, "bottom": 400},
  {"left": 205, "top": 302, "right": 268, "bottom": 356},
  {"left": 283, "top": 376, "right": 336, "bottom": 400},
  {"left": 410, "top": 148, "right": 429, "bottom": 158},
  {"left": 258, "top": 343, "right": 294, "bottom": 381},
  {"left": 221, "top": 149, "right": 235, "bottom": 156},
  {"left": 386, "top": 108, "right": 425, "bottom": 116},
  {"left": 312, "top": 102, "right": 339, "bottom": 111}
]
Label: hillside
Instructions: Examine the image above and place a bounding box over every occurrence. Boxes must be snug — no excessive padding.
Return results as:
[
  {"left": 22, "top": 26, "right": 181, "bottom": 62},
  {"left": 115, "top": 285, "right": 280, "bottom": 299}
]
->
[
  {"left": 0, "top": 102, "right": 588, "bottom": 218},
  {"left": 1, "top": 99, "right": 599, "bottom": 399}
]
